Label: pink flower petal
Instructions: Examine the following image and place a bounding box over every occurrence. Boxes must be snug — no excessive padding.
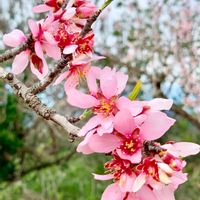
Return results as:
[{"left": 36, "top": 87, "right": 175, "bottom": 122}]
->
[
  {"left": 43, "top": 44, "right": 61, "bottom": 60},
  {"left": 62, "top": 7, "right": 76, "bottom": 20},
  {"left": 97, "top": 124, "right": 113, "bottom": 136},
  {"left": 54, "top": 71, "right": 69, "bottom": 85},
  {"left": 158, "top": 163, "right": 174, "bottom": 174},
  {"left": 114, "top": 110, "right": 136, "bottom": 134},
  {"left": 116, "top": 71, "right": 128, "bottom": 94},
  {"left": 88, "top": 134, "right": 120, "bottom": 153},
  {"left": 35, "top": 41, "right": 44, "bottom": 59},
  {"left": 100, "top": 67, "right": 118, "bottom": 98},
  {"left": 153, "top": 185, "right": 175, "bottom": 200},
  {"left": 170, "top": 172, "right": 187, "bottom": 189},
  {"left": 77, "top": 141, "right": 93, "bottom": 154},
  {"left": 86, "top": 67, "right": 101, "bottom": 95},
  {"left": 32, "top": 4, "right": 52, "bottom": 13},
  {"left": 119, "top": 174, "right": 136, "bottom": 192},
  {"left": 28, "top": 19, "right": 39, "bottom": 37},
  {"left": 116, "top": 149, "right": 142, "bottom": 164},
  {"left": 93, "top": 173, "right": 113, "bottom": 181},
  {"left": 43, "top": 31, "right": 58, "bottom": 45},
  {"left": 137, "top": 185, "right": 157, "bottom": 200},
  {"left": 64, "top": 74, "right": 79, "bottom": 91},
  {"left": 63, "top": 45, "right": 78, "bottom": 54},
  {"left": 78, "top": 115, "right": 103, "bottom": 137},
  {"left": 101, "top": 116, "right": 113, "bottom": 130},
  {"left": 3, "top": 29, "right": 27, "bottom": 47},
  {"left": 116, "top": 97, "right": 143, "bottom": 116},
  {"left": 140, "top": 111, "right": 176, "bottom": 140},
  {"left": 169, "top": 142, "right": 200, "bottom": 157},
  {"left": 132, "top": 173, "right": 146, "bottom": 192},
  {"left": 30, "top": 58, "right": 48, "bottom": 80},
  {"left": 66, "top": 89, "right": 99, "bottom": 109},
  {"left": 101, "top": 183, "right": 126, "bottom": 200},
  {"left": 12, "top": 51, "right": 29, "bottom": 74},
  {"left": 77, "top": 130, "right": 95, "bottom": 154},
  {"left": 147, "top": 98, "right": 173, "bottom": 110},
  {"left": 134, "top": 114, "right": 147, "bottom": 126},
  {"left": 89, "top": 56, "right": 105, "bottom": 62}
]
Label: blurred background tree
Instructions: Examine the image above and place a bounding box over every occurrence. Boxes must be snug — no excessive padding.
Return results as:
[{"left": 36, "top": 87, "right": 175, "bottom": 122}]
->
[{"left": 0, "top": 0, "right": 199, "bottom": 199}]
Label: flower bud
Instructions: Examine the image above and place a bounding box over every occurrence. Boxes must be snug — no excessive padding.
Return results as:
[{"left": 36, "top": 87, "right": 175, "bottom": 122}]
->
[{"left": 76, "top": 2, "right": 97, "bottom": 19}]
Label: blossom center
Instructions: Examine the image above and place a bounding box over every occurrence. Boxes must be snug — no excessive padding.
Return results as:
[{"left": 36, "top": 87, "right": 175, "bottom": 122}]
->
[
  {"left": 136, "top": 158, "right": 159, "bottom": 181},
  {"left": 93, "top": 93, "right": 117, "bottom": 116},
  {"left": 104, "top": 154, "right": 132, "bottom": 181},
  {"left": 119, "top": 129, "right": 142, "bottom": 155}
]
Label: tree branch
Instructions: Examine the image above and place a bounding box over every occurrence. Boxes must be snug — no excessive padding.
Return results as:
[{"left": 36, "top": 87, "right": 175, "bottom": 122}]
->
[
  {"left": 0, "top": 43, "right": 28, "bottom": 63},
  {"left": 6, "top": 149, "right": 76, "bottom": 182},
  {"left": 0, "top": 36, "right": 32, "bottom": 63},
  {"left": 171, "top": 104, "right": 200, "bottom": 130},
  {"left": 0, "top": 67, "right": 80, "bottom": 137},
  {"left": 152, "top": 76, "right": 200, "bottom": 130}
]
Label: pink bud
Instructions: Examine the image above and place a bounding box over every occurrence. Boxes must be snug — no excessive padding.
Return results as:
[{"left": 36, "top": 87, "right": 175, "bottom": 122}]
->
[{"left": 76, "top": 2, "right": 97, "bottom": 19}]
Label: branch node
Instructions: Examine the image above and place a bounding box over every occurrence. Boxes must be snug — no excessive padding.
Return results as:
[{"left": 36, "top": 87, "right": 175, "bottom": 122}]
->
[
  {"left": 6, "top": 73, "right": 14, "bottom": 81},
  {"left": 68, "top": 133, "right": 78, "bottom": 143}
]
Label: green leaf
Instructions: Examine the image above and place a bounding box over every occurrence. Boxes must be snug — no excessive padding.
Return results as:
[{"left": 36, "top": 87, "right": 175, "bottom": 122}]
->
[
  {"left": 80, "top": 109, "right": 92, "bottom": 120},
  {"left": 100, "top": 0, "right": 114, "bottom": 11},
  {"left": 128, "top": 80, "right": 142, "bottom": 101}
]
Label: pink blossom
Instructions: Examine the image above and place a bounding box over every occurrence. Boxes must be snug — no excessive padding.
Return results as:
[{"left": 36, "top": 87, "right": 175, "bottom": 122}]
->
[
  {"left": 67, "top": 67, "right": 135, "bottom": 137},
  {"left": 74, "top": 0, "right": 97, "bottom": 19},
  {"left": 93, "top": 155, "right": 177, "bottom": 200},
  {"left": 3, "top": 29, "right": 48, "bottom": 79},
  {"left": 77, "top": 101, "right": 175, "bottom": 159},
  {"left": 28, "top": 17, "right": 61, "bottom": 60},
  {"left": 93, "top": 143, "right": 195, "bottom": 200},
  {"left": 54, "top": 55, "right": 104, "bottom": 90},
  {"left": 54, "top": 23, "right": 94, "bottom": 56},
  {"left": 54, "top": 22, "right": 79, "bottom": 54}
]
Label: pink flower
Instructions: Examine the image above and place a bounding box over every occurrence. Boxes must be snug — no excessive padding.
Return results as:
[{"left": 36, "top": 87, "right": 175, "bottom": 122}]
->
[
  {"left": 28, "top": 17, "right": 61, "bottom": 61},
  {"left": 74, "top": 32, "right": 94, "bottom": 56},
  {"left": 94, "top": 154, "right": 185, "bottom": 200},
  {"left": 54, "top": 23, "right": 79, "bottom": 54},
  {"left": 67, "top": 67, "right": 136, "bottom": 137},
  {"left": 77, "top": 101, "right": 175, "bottom": 158},
  {"left": 94, "top": 143, "right": 196, "bottom": 200},
  {"left": 54, "top": 23, "right": 94, "bottom": 56},
  {"left": 74, "top": 0, "right": 97, "bottom": 19},
  {"left": 54, "top": 55, "right": 104, "bottom": 90},
  {"left": 3, "top": 29, "right": 48, "bottom": 79}
]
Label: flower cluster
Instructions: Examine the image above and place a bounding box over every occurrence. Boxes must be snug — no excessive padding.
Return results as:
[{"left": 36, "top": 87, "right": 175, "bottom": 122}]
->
[
  {"left": 2, "top": 1, "right": 200, "bottom": 200},
  {"left": 3, "top": 0, "right": 97, "bottom": 81},
  {"left": 66, "top": 66, "right": 200, "bottom": 199}
]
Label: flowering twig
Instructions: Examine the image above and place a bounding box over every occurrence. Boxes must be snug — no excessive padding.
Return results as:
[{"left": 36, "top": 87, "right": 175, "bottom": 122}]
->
[
  {"left": 0, "top": 66, "right": 80, "bottom": 137},
  {"left": 0, "top": 35, "right": 32, "bottom": 63},
  {"left": 30, "top": 1, "right": 114, "bottom": 95}
]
